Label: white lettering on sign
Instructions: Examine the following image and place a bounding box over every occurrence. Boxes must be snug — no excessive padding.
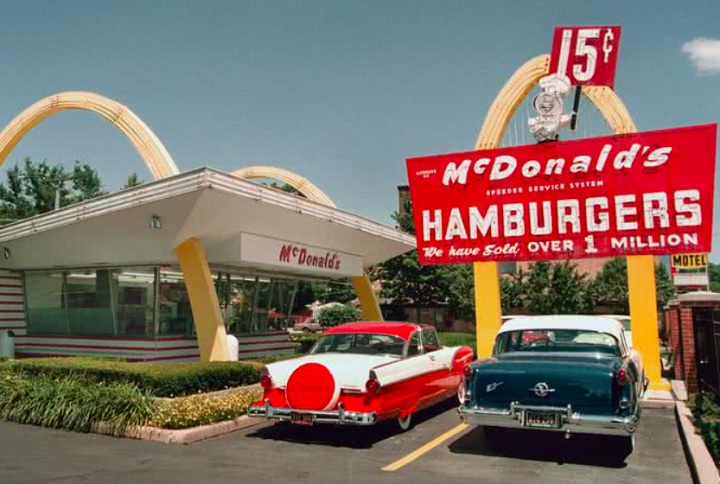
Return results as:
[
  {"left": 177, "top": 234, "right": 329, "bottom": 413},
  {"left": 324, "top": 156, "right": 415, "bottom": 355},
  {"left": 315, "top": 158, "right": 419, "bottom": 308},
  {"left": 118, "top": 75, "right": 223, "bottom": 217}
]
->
[
  {"left": 239, "top": 234, "right": 363, "bottom": 277},
  {"left": 420, "top": 190, "right": 703, "bottom": 243},
  {"left": 441, "top": 143, "right": 674, "bottom": 187}
]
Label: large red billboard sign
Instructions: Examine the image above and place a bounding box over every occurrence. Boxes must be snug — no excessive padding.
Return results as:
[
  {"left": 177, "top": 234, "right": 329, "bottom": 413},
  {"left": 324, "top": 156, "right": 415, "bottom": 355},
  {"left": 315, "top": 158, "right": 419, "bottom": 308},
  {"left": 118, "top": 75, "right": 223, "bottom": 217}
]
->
[
  {"left": 549, "top": 26, "right": 621, "bottom": 87},
  {"left": 406, "top": 124, "right": 717, "bottom": 265}
]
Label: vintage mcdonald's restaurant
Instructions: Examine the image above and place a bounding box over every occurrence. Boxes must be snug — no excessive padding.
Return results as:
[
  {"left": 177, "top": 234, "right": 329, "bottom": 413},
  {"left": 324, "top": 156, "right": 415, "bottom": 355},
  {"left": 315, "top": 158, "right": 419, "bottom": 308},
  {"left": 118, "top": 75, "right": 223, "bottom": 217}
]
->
[{"left": 0, "top": 93, "right": 415, "bottom": 363}]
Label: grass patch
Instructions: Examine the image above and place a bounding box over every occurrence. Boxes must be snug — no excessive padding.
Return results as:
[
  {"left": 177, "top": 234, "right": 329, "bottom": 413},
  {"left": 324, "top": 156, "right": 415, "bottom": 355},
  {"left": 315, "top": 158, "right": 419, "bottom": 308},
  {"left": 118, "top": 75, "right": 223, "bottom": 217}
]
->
[
  {"left": 438, "top": 332, "right": 477, "bottom": 355},
  {"left": 0, "top": 373, "right": 154, "bottom": 435},
  {"left": 9, "top": 358, "right": 263, "bottom": 397},
  {"left": 150, "top": 386, "right": 262, "bottom": 429}
]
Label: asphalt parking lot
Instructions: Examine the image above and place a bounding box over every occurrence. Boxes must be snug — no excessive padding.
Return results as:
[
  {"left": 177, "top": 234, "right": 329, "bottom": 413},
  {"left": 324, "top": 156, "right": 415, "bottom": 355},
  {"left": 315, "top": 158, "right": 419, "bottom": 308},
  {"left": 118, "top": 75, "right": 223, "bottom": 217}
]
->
[{"left": 0, "top": 403, "right": 692, "bottom": 484}]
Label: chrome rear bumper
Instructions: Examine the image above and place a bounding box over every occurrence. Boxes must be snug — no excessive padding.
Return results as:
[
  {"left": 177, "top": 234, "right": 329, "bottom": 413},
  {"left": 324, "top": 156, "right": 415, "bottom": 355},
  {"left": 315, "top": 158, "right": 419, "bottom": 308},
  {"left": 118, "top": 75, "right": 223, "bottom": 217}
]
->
[
  {"left": 459, "top": 402, "right": 639, "bottom": 437},
  {"left": 249, "top": 399, "right": 377, "bottom": 426}
]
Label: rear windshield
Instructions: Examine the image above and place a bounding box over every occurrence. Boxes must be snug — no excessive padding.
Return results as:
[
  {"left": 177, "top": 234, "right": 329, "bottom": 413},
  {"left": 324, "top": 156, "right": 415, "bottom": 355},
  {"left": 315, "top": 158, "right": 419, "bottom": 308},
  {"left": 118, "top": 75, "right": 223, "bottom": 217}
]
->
[
  {"left": 495, "top": 329, "right": 620, "bottom": 356},
  {"left": 310, "top": 333, "right": 405, "bottom": 356}
]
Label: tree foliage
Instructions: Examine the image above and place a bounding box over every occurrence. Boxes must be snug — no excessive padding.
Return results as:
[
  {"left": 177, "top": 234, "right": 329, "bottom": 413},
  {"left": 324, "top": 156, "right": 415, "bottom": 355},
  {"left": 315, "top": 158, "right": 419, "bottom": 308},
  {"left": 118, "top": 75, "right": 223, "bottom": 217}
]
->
[
  {"left": 0, "top": 158, "right": 106, "bottom": 223},
  {"left": 522, "top": 261, "right": 594, "bottom": 314},
  {"left": 377, "top": 197, "right": 447, "bottom": 318},
  {"left": 317, "top": 304, "right": 362, "bottom": 328},
  {"left": 709, "top": 262, "right": 720, "bottom": 293},
  {"left": 123, "top": 172, "right": 144, "bottom": 189}
]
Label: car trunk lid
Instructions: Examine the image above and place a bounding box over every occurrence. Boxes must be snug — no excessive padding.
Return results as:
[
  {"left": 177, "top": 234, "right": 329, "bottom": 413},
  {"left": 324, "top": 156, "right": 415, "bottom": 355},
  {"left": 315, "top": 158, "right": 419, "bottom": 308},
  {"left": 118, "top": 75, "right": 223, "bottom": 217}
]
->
[{"left": 471, "top": 352, "right": 620, "bottom": 413}]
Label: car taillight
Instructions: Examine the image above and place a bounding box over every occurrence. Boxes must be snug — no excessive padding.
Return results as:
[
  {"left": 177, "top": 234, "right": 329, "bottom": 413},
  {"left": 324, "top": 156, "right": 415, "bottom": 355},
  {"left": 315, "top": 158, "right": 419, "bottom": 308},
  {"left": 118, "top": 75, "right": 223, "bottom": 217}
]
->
[
  {"left": 260, "top": 374, "right": 273, "bottom": 390},
  {"left": 365, "top": 378, "right": 381, "bottom": 395},
  {"left": 463, "top": 364, "right": 472, "bottom": 380},
  {"left": 616, "top": 368, "right": 628, "bottom": 386}
]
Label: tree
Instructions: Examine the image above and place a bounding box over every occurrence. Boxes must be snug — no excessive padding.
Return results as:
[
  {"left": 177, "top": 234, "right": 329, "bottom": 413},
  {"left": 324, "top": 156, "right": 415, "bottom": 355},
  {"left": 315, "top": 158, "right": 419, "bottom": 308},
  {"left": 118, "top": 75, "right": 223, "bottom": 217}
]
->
[
  {"left": 123, "top": 172, "right": 144, "bottom": 189},
  {"left": 522, "top": 261, "right": 594, "bottom": 315},
  {"left": 377, "top": 196, "right": 447, "bottom": 320},
  {"left": 593, "top": 257, "right": 675, "bottom": 312},
  {"left": 709, "top": 263, "right": 720, "bottom": 293},
  {"left": 0, "top": 158, "right": 105, "bottom": 223},
  {"left": 655, "top": 263, "right": 675, "bottom": 308},
  {"left": 592, "top": 258, "right": 630, "bottom": 313},
  {"left": 317, "top": 304, "right": 362, "bottom": 328}
]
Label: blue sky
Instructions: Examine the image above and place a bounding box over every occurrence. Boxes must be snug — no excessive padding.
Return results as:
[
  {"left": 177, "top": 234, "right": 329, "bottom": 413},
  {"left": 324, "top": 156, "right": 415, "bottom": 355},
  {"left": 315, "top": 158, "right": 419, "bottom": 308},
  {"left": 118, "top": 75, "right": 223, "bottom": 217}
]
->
[{"left": 1, "top": 1, "right": 719, "bottom": 259}]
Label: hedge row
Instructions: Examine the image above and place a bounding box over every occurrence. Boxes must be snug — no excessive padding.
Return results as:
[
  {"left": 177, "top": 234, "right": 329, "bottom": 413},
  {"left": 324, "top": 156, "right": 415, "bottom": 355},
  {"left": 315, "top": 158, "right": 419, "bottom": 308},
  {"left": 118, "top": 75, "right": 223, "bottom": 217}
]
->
[
  {"left": 0, "top": 372, "right": 154, "bottom": 435},
  {"left": 9, "top": 358, "right": 263, "bottom": 397}
]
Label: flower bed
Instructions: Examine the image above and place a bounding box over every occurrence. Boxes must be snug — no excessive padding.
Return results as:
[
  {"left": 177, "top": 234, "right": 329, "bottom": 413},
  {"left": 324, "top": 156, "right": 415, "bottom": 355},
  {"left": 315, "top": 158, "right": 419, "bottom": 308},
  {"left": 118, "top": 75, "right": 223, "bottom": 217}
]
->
[{"left": 150, "top": 386, "right": 262, "bottom": 429}]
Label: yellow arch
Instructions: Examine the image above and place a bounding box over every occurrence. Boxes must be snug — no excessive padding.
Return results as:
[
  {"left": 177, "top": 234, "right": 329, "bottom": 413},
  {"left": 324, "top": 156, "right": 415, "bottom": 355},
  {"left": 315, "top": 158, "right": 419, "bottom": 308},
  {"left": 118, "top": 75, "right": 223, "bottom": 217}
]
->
[
  {"left": 232, "top": 165, "right": 383, "bottom": 322},
  {"left": 474, "top": 55, "right": 663, "bottom": 390},
  {"left": 0, "top": 91, "right": 179, "bottom": 179},
  {"left": 231, "top": 166, "right": 336, "bottom": 207}
]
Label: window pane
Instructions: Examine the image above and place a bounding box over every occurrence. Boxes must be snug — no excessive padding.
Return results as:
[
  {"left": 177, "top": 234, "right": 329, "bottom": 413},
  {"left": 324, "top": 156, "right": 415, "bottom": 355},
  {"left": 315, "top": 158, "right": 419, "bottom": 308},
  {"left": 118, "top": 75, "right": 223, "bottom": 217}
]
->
[
  {"left": 66, "top": 269, "right": 115, "bottom": 336},
  {"left": 113, "top": 268, "right": 155, "bottom": 337},
  {"left": 251, "top": 278, "right": 272, "bottom": 333},
  {"left": 268, "top": 279, "right": 297, "bottom": 332},
  {"left": 423, "top": 330, "right": 439, "bottom": 351},
  {"left": 158, "top": 267, "right": 194, "bottom": 336},
  {"left": 408, "top": 333, "right": 420, "bottom": 356},
  {"left": 227, "top": 275, "right": 257, "bottom": 334},
  {"left": 25, "top": 271, "right": 67, "bottom": 335}
]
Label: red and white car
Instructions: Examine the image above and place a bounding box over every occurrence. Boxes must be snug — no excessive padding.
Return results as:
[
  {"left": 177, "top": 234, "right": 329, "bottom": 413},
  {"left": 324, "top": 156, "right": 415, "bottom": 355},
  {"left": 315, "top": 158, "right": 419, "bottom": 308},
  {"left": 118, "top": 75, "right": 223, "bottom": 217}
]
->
[{"left": 249, "top": 321, "right": 474, "bottom": 430}]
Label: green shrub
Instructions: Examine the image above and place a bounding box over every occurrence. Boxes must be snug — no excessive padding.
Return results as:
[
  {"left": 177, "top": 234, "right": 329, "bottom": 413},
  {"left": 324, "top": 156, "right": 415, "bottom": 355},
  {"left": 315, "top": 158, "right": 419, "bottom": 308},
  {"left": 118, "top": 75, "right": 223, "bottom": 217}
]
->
[
  {"left": 317, "top": 304, "right": 361, "bottom": 328},
  {"left": 697, "top": 418, "right": 720, "bottom": 466},
  {"left": 439, "top": 332, "right": 477, "bottom": 356},
  {"left": 9, "top": 358, "right": 263, "bottom": 397},
  {"left": 0, "top": 373, "right": 154, "bottom": 435},
  {"left": 244, "top": 353, "right": 301, "bottom": 364},
  {"left": 293, "top": 333, "right": 322, "bottom": 354},
  {"left": 150, "top": 386, "right": 262, "bottom": 429}
]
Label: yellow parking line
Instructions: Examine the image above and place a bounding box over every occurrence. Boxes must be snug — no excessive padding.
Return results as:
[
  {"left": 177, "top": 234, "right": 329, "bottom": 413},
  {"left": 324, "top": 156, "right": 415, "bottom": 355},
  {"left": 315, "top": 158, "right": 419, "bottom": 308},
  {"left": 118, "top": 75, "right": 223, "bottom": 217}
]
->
[{"left": 382, "top": 423, "right": 469, "bottom": 472}]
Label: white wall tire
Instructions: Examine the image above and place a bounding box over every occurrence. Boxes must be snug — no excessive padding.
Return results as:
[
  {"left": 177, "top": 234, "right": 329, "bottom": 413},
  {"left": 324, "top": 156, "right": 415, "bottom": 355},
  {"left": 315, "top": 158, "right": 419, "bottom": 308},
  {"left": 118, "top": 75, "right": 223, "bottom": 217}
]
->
[
  {"left": 457, "top": 382, "right": 467, "bottom": 405},
  {"left": 397, "top": 414, "right": 413, "bottom": 432}
]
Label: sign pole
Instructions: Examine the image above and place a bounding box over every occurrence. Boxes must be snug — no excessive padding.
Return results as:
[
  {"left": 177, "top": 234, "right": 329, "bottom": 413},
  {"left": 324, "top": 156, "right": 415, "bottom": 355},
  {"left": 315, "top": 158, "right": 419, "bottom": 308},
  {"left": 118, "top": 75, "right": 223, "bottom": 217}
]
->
[{"left": 627, "top": 255, "right": 665, "bottom": 390}]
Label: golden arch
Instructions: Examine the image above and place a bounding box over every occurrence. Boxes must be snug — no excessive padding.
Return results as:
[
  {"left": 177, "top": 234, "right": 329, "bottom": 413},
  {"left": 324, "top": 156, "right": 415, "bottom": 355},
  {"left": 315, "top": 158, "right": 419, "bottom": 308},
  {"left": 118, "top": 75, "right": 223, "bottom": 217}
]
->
[
  {"left": 0, "top": 91, "right": 179, "bottom": 180},
  {"left": 232, "top": 166, "right": 336, "bottom": 207},
  {"left": 474, "top": 55, "right": 663, "bottom": 390},
  {"left": 232, "top": 166, "right": 383, "bottom": 322}
]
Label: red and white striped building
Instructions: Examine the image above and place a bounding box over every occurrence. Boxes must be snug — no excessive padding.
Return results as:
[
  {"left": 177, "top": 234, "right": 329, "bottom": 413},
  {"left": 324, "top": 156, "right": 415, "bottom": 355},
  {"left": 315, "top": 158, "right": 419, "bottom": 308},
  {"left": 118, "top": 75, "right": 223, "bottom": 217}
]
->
[{"left": 0, "top": 169, "right": 414, "bottom": 362}]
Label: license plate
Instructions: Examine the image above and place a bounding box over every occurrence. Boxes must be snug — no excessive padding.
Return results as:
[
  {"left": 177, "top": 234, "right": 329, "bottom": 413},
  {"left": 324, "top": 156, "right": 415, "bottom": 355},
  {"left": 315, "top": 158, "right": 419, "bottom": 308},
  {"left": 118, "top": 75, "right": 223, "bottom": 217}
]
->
[
  {"left": 523, "top": 411, "right": 560, "bottom": 428},
  {"left": 290, "top": 412, "right": 315, "bottom": 426}
]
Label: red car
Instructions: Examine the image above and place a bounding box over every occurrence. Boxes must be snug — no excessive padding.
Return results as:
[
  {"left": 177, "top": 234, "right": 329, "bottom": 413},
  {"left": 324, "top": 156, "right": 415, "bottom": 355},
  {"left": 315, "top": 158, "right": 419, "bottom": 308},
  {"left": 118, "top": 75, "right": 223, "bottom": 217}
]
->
[{"left": 249, "top": 321, "right": 474, "bottom": 431}]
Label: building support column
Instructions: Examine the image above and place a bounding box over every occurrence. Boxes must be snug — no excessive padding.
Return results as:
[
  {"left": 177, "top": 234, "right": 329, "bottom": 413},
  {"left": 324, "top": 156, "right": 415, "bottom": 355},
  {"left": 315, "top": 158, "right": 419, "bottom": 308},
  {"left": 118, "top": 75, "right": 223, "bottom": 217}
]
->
[
  {"left": 474, "top": 261, "right": 502, "bottom": 358},
  {"left": 175, "top": 237, "right": 230, "bottom": 362},
  {"left": 352, "top": 274, "right": 383, "bottom": 321},
  {"left": 627, "top": 255, "right": 667, "bottom": 390}
]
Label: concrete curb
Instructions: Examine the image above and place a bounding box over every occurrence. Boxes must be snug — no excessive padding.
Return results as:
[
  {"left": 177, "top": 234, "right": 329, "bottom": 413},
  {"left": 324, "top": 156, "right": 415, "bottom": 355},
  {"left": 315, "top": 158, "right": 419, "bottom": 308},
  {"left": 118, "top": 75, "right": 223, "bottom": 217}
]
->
[
  {"left": 96, "top": 415, "right": 265, "bottom": 445},
  {"left": 675, "top": 400, "right": 720, "bottom": 484}
]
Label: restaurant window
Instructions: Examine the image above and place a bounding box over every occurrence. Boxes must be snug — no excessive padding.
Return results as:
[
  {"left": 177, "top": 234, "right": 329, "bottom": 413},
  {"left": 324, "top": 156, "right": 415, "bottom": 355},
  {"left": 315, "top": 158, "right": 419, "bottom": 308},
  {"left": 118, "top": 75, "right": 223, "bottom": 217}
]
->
[
  {"left": 113, "top": 268, "right": 156, "bottom": 337},
  {"left": 25, "top": 271, "right": 67, "bottom": 335},
  {"left": 227, "top": 275, "right": 256, "bottom": 334},
  {"left": 158, "top": 267, "right": 194, "bottom": 336},
  {"left": 66, "top": 269, "right": 115, "bottom": 336},
  {"left": 267, "top": 279, "right": 298, "bottom": 332}
]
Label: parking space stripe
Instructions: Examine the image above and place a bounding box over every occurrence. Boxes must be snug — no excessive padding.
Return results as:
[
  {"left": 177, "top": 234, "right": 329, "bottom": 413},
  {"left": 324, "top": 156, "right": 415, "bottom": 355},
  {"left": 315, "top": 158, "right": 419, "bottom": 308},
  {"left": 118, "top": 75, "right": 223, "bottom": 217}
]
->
[{"left": 382, "top": 423, "right": 468, "bottom": 472}]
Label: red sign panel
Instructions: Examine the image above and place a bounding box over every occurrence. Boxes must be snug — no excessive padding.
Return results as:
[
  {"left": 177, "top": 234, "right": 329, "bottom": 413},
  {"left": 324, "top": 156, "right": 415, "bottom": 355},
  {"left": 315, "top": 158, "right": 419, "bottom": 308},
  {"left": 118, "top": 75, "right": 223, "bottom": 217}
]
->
[
  {"left": 549, "top": 26, "right": 621, "bottom": 87},
  {"left": 406, "top": 124, "right": 717, "bottom": 265}
]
